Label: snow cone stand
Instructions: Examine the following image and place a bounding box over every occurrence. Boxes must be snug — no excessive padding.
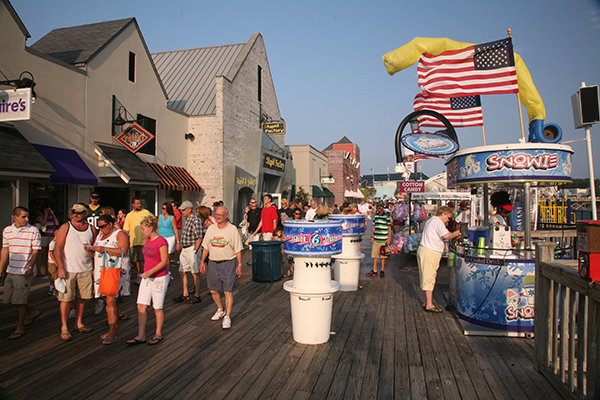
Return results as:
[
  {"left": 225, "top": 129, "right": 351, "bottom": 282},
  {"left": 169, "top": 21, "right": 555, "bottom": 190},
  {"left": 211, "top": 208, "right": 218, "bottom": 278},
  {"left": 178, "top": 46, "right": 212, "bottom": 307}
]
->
[
  {"left": 282, "top": 220, "right": 342, "bottom": 344},
  {"left": 445, "top": 143, "right": 573, "bottom": 335},
  {"left": 383, "top": 35, "right": 575, "bottom": 335}
]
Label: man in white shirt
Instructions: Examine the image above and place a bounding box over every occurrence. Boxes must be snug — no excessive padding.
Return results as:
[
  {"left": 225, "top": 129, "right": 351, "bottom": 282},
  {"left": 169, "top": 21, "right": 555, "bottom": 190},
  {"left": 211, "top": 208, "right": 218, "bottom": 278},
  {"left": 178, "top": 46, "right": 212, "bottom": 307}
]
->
[
  {"left": 1, "top": 206, "right": 43, "bottom": 340},
  {"left": 305, "top": 198, "right": 318, "bottom": 221}
]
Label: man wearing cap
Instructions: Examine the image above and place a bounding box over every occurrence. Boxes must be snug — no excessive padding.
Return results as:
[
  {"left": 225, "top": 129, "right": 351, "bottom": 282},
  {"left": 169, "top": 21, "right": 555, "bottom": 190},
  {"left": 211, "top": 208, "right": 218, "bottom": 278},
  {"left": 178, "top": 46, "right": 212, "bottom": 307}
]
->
[
  {"left": 174, "top": 200, "right": 203, "bottom": 303},
  {"left": 87, "top": 192, "right": 102, "bottom": 228},
  {"left": 54, "top": 203, "right": 97, "bottom": 340},
  {"left": 123, "top": 198, "right": 151, "bottom": 283},
  {"left": 489, "top": 190, "right": 515, "bottom": 226},
  {"left": 199, "top": 206, "right": 243, "bottom": 329},
  {"left": 1, "top": 206, "right": 43, "bottom": 340},
  {"left": 278, "top": 199, "right": 294, "bottom": 226}
]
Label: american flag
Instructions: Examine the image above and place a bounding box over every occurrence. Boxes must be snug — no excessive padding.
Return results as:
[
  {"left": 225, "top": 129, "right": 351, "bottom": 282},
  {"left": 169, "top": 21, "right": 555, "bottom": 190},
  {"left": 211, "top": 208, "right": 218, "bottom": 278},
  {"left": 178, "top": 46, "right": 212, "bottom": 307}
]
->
[
  {"left": 417, "top": 38, "right": 519, "bottom": 97},
  {"left": 413, "top": 92, "right": 483, "bottom": 128},
  {"left": 412, "top": 153, "right": 445, "bottom": 163}
]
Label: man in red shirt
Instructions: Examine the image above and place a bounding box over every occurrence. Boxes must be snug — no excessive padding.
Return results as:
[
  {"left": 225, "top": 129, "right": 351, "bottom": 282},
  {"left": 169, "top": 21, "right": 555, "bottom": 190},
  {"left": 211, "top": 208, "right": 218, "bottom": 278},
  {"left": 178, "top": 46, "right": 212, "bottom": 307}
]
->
[{"left": 252, "top": 194, "right": 278, "bottom": 241}]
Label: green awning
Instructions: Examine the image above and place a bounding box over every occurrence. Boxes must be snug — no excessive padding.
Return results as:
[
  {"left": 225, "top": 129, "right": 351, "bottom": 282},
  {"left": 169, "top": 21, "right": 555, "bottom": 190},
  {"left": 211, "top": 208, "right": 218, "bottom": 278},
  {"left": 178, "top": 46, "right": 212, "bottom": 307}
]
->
[
  {"left": 322, "top": 187, "right": 335, "bottom": 198},
  {"left": 312, "top": 185, "right": 326, "bottom": 197}
]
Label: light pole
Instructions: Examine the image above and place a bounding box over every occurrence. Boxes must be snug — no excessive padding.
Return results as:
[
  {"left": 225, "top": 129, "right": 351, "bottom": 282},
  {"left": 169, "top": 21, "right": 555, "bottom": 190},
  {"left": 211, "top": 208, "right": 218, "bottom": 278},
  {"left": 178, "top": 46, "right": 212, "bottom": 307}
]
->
[{"left": 371, "top": 168, "right": 374, "bottom": 185}]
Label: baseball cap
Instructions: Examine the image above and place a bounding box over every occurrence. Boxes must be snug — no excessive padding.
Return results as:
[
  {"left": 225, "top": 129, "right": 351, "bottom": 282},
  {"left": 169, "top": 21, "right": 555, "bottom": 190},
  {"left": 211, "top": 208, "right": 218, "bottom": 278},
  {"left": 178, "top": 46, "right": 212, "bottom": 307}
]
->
[
  {"left": 281, "top": 199, "right": 288, "bottom": 204},
  {"left": 71, "top": 204, "right": 87, "bottom": 213},
  {"left": 459, "top": 201, "right": 467, "bottom": 207},
  {"left": 179, "top": 200, "right": 193, "bottom": 210},
  {"left": 90, "top": 192, "right": 100, "bottom": 199},
  {"left": 498, "top": 204, "right": 515, "bottom": 211},
  {"left": 447, "top": 201, "right": 454, "bottom": 208}
]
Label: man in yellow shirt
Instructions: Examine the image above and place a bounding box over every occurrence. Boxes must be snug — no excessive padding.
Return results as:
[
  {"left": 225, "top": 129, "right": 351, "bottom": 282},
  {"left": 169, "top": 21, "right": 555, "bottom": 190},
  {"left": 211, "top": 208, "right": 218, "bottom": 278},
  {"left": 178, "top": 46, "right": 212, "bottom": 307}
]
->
[{"left": 123, "top": 198, "right": 151, "bottom": 283}]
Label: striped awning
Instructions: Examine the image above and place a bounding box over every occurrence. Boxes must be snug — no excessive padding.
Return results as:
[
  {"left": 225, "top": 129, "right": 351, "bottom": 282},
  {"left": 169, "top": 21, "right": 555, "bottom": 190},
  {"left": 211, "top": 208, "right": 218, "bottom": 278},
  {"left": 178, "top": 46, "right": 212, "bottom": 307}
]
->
[
  {"left": 164, "top": 165, "right": 202, "bottom": 192},
  {"left": 146, "top": 162, "right": 179, "bottom": 190}
]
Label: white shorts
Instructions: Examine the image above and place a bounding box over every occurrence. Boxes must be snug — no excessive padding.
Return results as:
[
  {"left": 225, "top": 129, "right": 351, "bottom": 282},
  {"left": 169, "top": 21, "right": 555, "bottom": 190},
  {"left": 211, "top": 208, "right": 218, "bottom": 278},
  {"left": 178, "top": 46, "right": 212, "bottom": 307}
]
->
[
  {"left": 262, "top": 232, "right": 273, "bottom": 241},
  {"left": 165, "top": 236, "right": 176, "bottom": 254},
  {"left": 179, "top": 246, "right": 200, "bottom": 273},
  {"left": 137, "top": 273, "right": 170, "bottom": 309}
]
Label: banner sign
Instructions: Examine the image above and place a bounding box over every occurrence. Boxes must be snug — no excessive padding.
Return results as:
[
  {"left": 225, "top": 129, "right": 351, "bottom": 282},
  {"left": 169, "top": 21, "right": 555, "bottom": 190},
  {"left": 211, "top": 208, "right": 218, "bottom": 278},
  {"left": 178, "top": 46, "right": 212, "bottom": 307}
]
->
[
  {"left": 401, "top": 131, "right": 459, "bottom": 156},
  {"left": 263, "top": 154, "right": 286, "bottom": 172},
  {"left": 329, "top": 214, "right": 366, "bottom": 236},
  {"left": 115, "top": 122, "right": 155, "bottom": 154},
  {"left": 262, "top": 121, "right": 285, "bottom": 135},
  {"left": 398, "top": 181, "right": 424, "bottom": 193},
  {"left": 0, "top": 88, "right": 32, "bottom": 122},
  {"left": 446, "top": 145, "right": 573, "bottom": 186},
  {"left": 283, "top": 221, "right": 342, "bottom": 256}
]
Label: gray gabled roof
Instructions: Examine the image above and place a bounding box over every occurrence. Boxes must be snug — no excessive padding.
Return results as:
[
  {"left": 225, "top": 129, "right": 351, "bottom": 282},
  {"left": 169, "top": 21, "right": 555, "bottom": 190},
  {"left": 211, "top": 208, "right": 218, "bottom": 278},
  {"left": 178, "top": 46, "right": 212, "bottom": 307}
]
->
[
  {"left": 29, "top": 18, "right": 134, "bottom": 65},
  {"left": 152, "top": 33, "right": 261, "bottom": 116}
]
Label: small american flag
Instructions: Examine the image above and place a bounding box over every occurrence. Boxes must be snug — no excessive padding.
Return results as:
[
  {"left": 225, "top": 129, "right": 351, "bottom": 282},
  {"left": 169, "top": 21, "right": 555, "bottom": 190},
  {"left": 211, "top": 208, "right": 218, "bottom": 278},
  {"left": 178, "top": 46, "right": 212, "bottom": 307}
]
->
[
  {"left": 412, "top": 153, "right": 445, "bottom": 163},
  {"left": 417, "top": 38, "right": 518, "bottom": 97},
  {"left": 414, "top": 92, "right": 483, "bottom": 128}
]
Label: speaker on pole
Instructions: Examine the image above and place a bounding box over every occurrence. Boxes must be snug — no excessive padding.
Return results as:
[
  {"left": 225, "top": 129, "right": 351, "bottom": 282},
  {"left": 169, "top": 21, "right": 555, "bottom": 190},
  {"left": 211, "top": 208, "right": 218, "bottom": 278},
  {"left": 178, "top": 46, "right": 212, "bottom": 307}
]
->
[{"left": 572, "top": 85, "right": 600, "bottom": 129}]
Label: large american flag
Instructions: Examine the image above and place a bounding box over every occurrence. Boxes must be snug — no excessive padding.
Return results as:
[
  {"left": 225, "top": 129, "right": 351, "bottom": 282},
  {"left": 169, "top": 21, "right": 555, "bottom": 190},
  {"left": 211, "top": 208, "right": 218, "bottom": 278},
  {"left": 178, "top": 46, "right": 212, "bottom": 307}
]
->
[
  {"left": 413, "top": 92, "right": 483, "bottom": 128},
  {"left": 417, "top": 38, "right": 519, "bottom": 97},
  {"left": 412, "top": 153, "right": 445, "bottom": 163}
]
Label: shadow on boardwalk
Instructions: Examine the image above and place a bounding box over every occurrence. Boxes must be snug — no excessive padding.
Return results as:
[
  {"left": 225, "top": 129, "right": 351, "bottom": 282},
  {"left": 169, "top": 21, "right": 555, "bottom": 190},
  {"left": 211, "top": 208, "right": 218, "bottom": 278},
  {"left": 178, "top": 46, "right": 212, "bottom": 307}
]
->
[{"left": 0, "top": 237, "right": 563, "bottom": 399}]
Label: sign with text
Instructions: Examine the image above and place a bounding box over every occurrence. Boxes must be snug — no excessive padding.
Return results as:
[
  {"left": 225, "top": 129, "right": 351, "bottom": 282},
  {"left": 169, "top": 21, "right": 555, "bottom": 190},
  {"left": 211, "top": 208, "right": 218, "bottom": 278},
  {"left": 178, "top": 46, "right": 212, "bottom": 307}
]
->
[
  {"left": 262, "top": 121, "right": 285, "bottom": 135},
  {"left": 263, "top": 154, "right": 286, "bottom": 172},
  {"left": 0, "top": 88, "right": 32, "bottom": 122},
  {"left": 399, "top": 181, "right": 424, "bottom": 193},
  {"left": 115, "top": 122, "right": 155, "bottom": 154}
]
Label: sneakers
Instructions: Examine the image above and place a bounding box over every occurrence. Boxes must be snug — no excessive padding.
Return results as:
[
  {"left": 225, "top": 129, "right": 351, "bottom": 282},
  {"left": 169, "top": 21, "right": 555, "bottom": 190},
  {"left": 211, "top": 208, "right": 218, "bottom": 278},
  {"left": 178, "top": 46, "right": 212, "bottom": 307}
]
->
[
  {"left": 94, "top": 299, "right": 105, "bottom": 315},
  {"left": 211, "top": 308, "right": 226, "bottom": 321},
  {"left": 222, "top": 316, "right": 232, "bottom": 329},
  {"left": 68, "top": 309, "right": 76, "bottom": 319},
  {"left": 366, "top": 270, "right": 378, "bottom": 277},
  {"left": 380, "top": 270, "right": 385, "bottom": 278}
]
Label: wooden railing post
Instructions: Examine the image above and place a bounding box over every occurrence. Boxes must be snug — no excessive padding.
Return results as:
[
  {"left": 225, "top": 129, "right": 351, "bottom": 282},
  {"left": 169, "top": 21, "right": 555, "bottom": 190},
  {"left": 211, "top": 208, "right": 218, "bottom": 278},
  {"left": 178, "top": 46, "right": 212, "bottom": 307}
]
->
[{"left": 534, "top": 241, "right": 555, "bottom": 372}]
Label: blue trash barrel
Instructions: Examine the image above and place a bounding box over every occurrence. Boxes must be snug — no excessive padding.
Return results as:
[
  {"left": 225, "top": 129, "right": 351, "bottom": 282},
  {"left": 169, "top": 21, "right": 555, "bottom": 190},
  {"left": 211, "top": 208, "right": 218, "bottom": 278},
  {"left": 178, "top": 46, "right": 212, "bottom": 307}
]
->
[{"left": 250, "top": 241, "right": 283, "bottom": 282}]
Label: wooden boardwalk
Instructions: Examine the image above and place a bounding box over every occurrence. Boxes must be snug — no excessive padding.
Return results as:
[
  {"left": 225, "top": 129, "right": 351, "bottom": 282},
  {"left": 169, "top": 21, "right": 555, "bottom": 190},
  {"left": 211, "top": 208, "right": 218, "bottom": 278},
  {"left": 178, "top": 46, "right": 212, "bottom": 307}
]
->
[{"left": 0, "top": 233, "right": 564, "bottom": 399}]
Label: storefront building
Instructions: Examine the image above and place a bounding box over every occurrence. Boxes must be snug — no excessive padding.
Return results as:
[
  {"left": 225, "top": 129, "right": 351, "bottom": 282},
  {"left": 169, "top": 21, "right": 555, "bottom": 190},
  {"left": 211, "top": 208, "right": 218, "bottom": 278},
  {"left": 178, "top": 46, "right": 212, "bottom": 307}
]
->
[
  {"left": 323, "top": 137, "right": 362, "bottom": 205},
  {"left": 286, "top": 145, "right": 332, "bottom": 205}
]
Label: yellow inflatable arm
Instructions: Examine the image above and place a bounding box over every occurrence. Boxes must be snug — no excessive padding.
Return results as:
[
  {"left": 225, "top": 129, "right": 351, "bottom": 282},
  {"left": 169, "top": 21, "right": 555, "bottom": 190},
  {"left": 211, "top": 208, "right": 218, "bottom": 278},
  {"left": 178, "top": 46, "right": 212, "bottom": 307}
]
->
[{"left": 382, "top": 37, "right": 545, "bottom": 122}]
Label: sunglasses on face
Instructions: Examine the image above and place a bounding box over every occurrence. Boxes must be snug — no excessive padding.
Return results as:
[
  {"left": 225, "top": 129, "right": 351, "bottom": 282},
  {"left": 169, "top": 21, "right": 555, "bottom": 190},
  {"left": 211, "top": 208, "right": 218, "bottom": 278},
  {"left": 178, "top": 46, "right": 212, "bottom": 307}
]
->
[
  {"left": 97, "top": 223, "right": 108, "bottom": 229},
  {"left": 72, "top": 210, "right": 86, "bottom": 215},
  {"left": 162, "top": 207, "right": 166, "bottom": 209}
]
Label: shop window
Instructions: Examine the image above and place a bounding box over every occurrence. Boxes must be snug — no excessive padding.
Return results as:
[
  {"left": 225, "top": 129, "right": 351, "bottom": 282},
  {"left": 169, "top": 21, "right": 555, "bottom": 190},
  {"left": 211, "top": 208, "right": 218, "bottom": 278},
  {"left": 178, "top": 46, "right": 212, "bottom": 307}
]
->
[
  {"left": 129, "top": 52, "right": 136, "bottom": 82},
  {"left": 133, "top": 190, "right": 157, "bottom": 215},
  {"left": 257, "top": 65, "right": 262, "bottom": 103},
  {"left": 136, "top": 114, "right": 156, "bottom": 156},
  {"left": 28, "top": 183, "right": 68, "bottom": 224}
]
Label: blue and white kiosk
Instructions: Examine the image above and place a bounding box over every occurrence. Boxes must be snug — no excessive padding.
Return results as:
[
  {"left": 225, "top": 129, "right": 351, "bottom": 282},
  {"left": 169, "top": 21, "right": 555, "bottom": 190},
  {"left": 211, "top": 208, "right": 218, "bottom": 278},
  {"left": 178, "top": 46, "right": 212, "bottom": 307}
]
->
[{"left": 445, "top": 143, "right": 573, "bottom": 335}]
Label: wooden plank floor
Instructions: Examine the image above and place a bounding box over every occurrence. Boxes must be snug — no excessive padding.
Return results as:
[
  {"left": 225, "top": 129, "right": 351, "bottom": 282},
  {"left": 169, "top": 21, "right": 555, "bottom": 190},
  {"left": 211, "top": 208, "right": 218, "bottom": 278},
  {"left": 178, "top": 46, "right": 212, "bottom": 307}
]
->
[{"left": 0, "top": 227, "right": 565, "bottom": 399}]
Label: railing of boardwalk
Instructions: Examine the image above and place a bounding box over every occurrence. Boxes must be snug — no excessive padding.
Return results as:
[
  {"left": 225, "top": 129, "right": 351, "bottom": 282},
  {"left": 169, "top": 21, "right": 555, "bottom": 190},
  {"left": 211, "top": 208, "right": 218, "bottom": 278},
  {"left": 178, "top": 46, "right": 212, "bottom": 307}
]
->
[{"left": 535, "top": 242, "right": 600, "bottom": 400}]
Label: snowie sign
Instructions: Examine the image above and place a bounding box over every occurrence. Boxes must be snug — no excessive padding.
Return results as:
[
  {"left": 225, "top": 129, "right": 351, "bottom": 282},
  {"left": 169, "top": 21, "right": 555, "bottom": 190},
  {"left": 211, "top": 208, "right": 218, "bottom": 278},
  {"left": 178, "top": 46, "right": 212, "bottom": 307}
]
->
[{"left": 399, "top": 181, "right": 424, "bottom": 193}]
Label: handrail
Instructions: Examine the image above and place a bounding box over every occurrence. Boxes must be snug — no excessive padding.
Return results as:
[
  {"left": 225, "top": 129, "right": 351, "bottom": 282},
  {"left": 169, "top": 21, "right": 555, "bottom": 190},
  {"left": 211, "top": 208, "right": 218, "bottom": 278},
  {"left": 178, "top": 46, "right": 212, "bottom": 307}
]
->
[{"left": 535, "top": 241, "right": 600, "bottom": 400}]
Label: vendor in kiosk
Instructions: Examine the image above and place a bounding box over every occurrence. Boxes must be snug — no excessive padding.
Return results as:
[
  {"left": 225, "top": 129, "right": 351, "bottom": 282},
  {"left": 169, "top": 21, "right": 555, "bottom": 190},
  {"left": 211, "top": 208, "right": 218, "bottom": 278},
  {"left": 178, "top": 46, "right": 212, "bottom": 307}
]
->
[{"left": 488, "top": 190, "right": 519, "bottom": 248}]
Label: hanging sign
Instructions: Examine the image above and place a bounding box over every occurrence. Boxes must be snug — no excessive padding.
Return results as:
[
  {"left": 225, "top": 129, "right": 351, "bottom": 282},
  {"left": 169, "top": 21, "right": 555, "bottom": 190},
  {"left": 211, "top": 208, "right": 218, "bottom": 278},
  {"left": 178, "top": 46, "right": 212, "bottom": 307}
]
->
[
  {"left": 401, "top": 130, "right": 459, "bottom": 156},
  {"left": 263, "top": 154, "right": 286, "bottom": 172},
  {"left": 0, "top": 88, "right": 32, "bottom": 122},
  {"left": 262, "top": 121, "right": 285, "bottom": 134},
  {"left": 399, "top": 181, "right": 425, "bottom": 193},
  {"left": 115, "top": 122, "right": 155, "bottom": 154}
]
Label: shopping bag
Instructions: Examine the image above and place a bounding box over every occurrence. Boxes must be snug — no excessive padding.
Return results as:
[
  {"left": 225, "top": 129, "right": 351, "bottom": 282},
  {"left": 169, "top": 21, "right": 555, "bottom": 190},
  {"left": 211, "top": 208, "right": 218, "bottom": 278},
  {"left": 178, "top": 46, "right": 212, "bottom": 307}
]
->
[{"left": 98, "top": 249, "right": 123, "bottom": 297}]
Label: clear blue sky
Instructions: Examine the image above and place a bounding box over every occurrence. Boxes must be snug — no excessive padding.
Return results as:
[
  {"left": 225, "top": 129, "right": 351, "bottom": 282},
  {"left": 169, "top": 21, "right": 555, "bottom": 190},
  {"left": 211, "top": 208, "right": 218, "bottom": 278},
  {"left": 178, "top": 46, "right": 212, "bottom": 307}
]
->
[{"left": 11, "top": 0, "right": 600, "bottom": 180}]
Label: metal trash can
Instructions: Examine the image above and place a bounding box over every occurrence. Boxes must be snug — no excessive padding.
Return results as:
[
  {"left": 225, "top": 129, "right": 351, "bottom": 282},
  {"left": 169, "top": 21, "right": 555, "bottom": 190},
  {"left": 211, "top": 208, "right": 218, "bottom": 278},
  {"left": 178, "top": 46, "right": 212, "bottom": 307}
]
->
[{"left": 250, "top": 241, "right": 283, "bottom": 282}]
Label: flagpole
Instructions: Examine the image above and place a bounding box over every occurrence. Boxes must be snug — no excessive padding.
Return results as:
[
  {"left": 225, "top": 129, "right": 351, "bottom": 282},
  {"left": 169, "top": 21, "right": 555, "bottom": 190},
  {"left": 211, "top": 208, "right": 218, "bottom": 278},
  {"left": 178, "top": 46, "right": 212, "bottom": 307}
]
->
[
  {"left": 508, "top": 28, "right": 526, "bottom": 140},
  {"left": 481, "top": 124, "right": 486, "bottom": 146}
]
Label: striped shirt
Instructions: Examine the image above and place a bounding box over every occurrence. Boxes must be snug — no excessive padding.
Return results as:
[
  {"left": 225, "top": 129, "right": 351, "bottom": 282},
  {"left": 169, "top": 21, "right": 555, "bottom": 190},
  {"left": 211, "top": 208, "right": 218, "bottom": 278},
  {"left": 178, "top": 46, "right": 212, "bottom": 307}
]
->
[
  {"left": 373, "top": 213, "right": 392, "bottom": 243},
  {"left": 2, "top": 223, "right": 41, "bottom": 275}
]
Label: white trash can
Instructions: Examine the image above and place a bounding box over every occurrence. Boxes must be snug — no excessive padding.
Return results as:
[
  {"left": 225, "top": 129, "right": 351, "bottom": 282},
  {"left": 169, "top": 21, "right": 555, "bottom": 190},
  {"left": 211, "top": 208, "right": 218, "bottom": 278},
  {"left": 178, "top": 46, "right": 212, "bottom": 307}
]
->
[
  {"left": 333, "top": 253, "right": 365, "bottom": 291},
  {"left": 283, "top": 280, "right": 341, "bottom": 344}
]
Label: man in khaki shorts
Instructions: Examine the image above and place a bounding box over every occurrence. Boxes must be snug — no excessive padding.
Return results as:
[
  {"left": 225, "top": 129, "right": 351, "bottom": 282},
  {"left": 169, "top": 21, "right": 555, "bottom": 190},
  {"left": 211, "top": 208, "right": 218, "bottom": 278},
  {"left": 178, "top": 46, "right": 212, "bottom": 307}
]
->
[
  {"left": 123, "top": 198, "right": 151, "bottom": 284},
  {"left": 54, "top": 203, "right": 97, "bottom": 341},
  {"left": 1, "top": 206, "right": 43, "bottom": 340}
]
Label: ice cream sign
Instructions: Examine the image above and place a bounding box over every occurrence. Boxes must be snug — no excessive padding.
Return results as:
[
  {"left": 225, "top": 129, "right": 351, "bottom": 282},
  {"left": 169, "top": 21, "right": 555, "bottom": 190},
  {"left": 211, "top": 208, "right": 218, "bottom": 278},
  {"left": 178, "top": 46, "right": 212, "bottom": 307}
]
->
[{"left": 0, "top": 88, "right": 32, "bottom": 122}]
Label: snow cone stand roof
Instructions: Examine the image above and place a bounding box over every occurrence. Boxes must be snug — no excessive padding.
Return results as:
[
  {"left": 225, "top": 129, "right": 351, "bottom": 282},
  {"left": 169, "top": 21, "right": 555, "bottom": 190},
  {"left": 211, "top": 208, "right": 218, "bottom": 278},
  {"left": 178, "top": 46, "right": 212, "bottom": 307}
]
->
[{"left": 445, "top": 142, "right": 573, "bottom": 188}]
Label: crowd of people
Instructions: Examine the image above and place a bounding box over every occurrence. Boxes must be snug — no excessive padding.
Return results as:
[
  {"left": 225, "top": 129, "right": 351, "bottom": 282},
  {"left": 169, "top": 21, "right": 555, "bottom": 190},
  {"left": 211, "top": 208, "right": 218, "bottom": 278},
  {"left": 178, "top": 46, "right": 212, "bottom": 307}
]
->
[
  {"left": 3, "top": 192, "right": 505, "bottom": 342},
  {"left": 1, "top": 192, "right": 244, "bottom": 344}
]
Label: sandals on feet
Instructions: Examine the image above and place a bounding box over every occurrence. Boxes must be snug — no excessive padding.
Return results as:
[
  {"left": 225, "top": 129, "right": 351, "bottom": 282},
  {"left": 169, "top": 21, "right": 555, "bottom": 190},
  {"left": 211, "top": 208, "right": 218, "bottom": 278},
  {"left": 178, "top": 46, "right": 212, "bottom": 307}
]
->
[
  {"left": 74, "top": 325, "right": 93, "bottom": 333},
  {"left": 173, "top": 295, "right": 189, "bottom": 303},
  {"left": 185, "top": 295, "right": 201, "bottom": 304},
  {"left": 126, "top": 338, "right": 146, "bottom": 345},
  {"left": 148, "top": 337, "right": 163, "bottom": 345},
  {"left": 60, "top": 332, "right": 73, "bottom": 341},
  {"left": 424, "top": 306, "right": 443, "bottom": 313}
]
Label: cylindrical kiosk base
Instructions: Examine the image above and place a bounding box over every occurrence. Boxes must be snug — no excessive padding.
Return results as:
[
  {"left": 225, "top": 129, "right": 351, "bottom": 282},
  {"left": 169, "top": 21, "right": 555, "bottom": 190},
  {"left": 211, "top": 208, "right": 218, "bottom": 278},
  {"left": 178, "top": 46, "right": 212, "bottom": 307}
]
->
[
  {"left": 291, "top": 256, "right": 334, "bottom": 290},
  {"left": 283, "top": 280, "right": 341, "bottom": 344},
  {"left": 332, "top": 253, "right": 365, "bottom": 291},
  {"left": 340, "top": 236, "right": 361, "bottom": 257}
]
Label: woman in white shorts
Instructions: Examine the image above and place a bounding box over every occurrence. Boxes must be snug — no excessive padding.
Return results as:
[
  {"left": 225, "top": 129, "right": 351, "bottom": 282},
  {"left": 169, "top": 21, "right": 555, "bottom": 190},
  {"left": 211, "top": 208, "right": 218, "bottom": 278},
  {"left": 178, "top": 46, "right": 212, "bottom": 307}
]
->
[{"left": 126, "top": 215, "right": 170, "bottom": 346}]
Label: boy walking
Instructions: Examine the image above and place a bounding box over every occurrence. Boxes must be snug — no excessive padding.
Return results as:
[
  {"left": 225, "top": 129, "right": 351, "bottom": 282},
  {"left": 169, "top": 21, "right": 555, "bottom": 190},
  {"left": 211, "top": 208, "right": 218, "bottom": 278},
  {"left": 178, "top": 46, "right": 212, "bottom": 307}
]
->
[{"left": 366, "top": 203, "right": 391, "bottom": 278}]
